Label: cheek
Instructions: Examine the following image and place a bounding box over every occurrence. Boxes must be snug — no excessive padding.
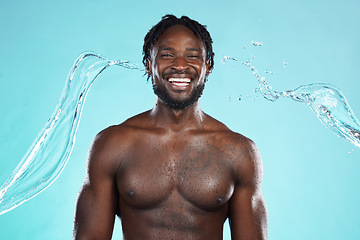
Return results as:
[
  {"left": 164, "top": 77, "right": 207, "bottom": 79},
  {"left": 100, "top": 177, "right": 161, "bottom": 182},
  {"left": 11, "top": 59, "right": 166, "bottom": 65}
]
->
[
  {"left": 197, "top": 64, "right": 208, "bottom": 76},
  {"left": 152, "top": 66, "right": 165, "bottom": 81},
  {"left": 151, "top": 64, "right": 161, "bottom": 77}
]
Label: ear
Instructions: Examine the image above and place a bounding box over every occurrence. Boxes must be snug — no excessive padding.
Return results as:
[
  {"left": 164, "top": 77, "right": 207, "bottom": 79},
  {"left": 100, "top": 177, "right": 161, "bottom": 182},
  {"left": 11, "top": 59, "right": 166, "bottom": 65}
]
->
[
  {"left": 145, "top": 58, "right": 152, "bottom": 77},
  {"left": 205, "top": 58, "right": 211, "bottom": 76}
]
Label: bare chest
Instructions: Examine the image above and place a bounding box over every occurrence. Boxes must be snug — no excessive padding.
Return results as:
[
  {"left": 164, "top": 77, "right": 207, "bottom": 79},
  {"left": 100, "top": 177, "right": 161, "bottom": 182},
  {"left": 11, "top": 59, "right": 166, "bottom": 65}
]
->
[{"left": 116, "top": 139, "right": 236, "bottom": 212}]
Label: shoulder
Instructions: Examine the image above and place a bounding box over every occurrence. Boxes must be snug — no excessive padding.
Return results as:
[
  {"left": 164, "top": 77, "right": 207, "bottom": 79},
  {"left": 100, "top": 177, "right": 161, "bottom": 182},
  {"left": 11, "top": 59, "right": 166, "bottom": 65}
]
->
[
  {"left": 92, "top": 110, "right": 152, "bottom": 150},
  {"left": 87, "top": 111, "right": 152, "bottom": 174},
  {"left": 216, "top": 130, "right": 259, "bottom": 166},
  {"left": 204, "top": 113, "right": 257, "bottom": 154},
  {"left": 224, "top": 133, "right": 261, "bottom": 187},
  {"left": 204, "top": 114, "right": 261, "bottom": 184}
]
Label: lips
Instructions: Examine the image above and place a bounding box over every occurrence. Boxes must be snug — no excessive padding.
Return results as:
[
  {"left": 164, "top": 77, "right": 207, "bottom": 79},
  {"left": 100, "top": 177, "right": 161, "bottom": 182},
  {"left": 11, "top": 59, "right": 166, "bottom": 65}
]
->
[{"left": 167, "top": 77, "right": 191, "bottom": 87}]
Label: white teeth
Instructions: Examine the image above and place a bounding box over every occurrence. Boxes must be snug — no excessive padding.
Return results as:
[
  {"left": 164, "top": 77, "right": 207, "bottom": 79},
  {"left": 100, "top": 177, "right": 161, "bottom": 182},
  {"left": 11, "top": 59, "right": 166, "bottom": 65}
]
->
[
  {"left": 172, "top": 82, "right": 189, "bottom": 86},
  {"left": 168, "top": 78, "right": 191, "bottom": 83}
]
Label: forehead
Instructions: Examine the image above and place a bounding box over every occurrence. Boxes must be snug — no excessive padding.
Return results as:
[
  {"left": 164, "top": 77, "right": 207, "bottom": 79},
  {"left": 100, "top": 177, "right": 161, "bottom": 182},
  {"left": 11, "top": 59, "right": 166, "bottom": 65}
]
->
[{"left": 153, "top": 25, "right": 205, "bottom": 51}]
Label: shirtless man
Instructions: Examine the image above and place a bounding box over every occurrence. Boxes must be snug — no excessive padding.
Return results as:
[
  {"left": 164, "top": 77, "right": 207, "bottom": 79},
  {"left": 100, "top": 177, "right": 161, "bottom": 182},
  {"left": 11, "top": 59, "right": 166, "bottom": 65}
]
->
[{"left": 73, "top": 15, "right": 268, "bottom": 240}]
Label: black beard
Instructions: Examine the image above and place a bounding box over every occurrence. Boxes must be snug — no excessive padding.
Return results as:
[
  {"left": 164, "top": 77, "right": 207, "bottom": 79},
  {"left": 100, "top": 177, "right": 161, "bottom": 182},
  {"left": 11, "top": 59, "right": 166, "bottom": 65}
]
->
[{"left": 152, "top": 80, "right": 205, "bottom": 110}]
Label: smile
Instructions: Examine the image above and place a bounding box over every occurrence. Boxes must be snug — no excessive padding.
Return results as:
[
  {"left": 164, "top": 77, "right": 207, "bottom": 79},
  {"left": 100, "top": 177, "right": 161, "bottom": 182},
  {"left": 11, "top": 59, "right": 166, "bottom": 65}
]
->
[{"left": 167, "top": 77, "right": 191, "bottom": 86}]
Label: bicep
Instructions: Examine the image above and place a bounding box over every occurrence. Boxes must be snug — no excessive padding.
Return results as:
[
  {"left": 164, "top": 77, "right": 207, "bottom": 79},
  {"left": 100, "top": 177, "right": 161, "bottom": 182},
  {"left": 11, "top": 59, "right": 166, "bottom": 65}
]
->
[
  {"left": 229, "top": 187, "right": 267, "bottom": 240},
  {"left": 74, "top": 182, "right": 117, "bottom": 240},
  {"left": 73, "top": 133, "right": 119, "bottom": 240},
  {"left": 228, "top": 140, "right": 268, "bottom": 240}
]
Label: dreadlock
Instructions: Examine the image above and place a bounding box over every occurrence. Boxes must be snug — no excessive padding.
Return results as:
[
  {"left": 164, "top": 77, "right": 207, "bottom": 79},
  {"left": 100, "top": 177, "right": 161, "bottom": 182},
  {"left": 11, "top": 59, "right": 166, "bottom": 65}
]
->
[{"left": 142, "top": 14, "right": 215, "bottom": 73}]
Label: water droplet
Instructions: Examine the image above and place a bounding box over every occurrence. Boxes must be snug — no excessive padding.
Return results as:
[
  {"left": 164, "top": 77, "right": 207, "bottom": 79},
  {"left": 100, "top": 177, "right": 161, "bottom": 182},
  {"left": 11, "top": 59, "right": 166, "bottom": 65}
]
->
[
  {"left": 251, "top": 40, "right": 263, "bottom": 47},
  {"left": 222, "top": 56, "right": 238, "bottom": 64}
]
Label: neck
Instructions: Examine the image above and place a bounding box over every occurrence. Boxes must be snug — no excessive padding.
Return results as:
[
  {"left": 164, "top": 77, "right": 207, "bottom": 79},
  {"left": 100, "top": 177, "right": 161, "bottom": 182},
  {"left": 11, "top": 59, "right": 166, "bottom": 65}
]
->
[{"left": 150, "top": 97, "right": 205, "bottom": 131}]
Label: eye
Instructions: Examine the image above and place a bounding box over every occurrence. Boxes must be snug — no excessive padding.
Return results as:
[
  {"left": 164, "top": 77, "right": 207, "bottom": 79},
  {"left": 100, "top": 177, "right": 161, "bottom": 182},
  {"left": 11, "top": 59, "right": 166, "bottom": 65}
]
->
[
  {"left": 187, "top": 54, "right": 201, "bottom": 60},
  {"left": 160, "top": 53, "right": 174, "bottom": 58}
]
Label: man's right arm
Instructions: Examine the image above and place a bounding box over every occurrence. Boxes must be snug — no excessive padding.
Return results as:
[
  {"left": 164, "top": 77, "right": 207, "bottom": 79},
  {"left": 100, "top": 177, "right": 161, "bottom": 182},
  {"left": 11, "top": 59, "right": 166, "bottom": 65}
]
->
[{"left": 73, "top": 130, "right": 120, "bottom": 240}]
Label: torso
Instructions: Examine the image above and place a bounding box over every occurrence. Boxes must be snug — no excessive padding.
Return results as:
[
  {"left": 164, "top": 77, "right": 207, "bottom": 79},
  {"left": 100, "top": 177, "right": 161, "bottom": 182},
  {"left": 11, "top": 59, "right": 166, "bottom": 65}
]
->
[{"left": 106, "top": 111, "right": 248, "bottom": 239}]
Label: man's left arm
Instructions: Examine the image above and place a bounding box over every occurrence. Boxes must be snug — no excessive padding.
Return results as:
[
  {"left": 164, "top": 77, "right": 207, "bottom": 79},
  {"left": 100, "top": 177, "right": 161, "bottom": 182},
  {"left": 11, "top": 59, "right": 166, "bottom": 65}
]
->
[{"left": 228, "top": 139, "right": 268, "bottom": 240}]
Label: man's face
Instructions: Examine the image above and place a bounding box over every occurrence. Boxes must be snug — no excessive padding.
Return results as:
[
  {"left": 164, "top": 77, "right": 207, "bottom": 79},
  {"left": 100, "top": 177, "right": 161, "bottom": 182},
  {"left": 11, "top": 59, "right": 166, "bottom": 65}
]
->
[{"left": 147, "top": 25, "right": 210, "bottom": 110}]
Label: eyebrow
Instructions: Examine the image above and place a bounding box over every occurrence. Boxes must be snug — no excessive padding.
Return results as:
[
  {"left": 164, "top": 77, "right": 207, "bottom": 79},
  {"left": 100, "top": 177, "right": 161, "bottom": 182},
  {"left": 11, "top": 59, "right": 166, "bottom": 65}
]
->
[
  {"left": 159, "top": 47, "right": 202, "bottom": 52},
  {"left": 186, "top": 48, "right": 201, "bottom": 52},
  {"left": 159, "top": 47, "right": 174, "bottom": 51}
]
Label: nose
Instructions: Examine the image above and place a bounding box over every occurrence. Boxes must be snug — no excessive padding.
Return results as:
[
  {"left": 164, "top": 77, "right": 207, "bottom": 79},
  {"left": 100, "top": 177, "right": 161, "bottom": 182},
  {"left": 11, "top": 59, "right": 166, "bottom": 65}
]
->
[{"left": 172, "top": 56, "right": 188, "bottom": 71}]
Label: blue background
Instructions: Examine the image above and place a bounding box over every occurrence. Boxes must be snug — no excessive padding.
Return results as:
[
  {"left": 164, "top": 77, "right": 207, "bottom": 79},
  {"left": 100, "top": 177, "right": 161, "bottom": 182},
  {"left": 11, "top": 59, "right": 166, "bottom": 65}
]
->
[{"left": 1, "top": 0, "right": 360, "bottom": 239}]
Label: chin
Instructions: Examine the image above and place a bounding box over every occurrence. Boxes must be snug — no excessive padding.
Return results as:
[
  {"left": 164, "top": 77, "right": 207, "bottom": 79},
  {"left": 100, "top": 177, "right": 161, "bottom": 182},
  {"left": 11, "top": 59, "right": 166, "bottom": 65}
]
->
[{"left": 153, "top": 82, "right": 205, "bottom": 110}]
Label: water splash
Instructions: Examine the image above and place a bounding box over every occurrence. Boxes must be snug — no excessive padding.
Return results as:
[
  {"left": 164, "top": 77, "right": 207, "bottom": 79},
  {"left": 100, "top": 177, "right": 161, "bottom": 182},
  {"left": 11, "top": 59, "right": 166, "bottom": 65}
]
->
[
  {"left": 223, "top": 56, "right": 360, "bottom": 148},
  {"left": 0, "top": 52, "right": 141, "bottom": 215},
  {"left": 1, "top": 51, "right": 359, "bottom": 215}
]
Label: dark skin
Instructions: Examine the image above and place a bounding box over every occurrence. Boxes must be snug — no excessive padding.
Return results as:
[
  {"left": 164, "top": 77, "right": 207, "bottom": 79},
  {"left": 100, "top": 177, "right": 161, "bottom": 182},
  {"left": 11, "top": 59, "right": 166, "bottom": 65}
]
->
[{"left": 74, "top": 25, "right": 268, "bottom": 240}]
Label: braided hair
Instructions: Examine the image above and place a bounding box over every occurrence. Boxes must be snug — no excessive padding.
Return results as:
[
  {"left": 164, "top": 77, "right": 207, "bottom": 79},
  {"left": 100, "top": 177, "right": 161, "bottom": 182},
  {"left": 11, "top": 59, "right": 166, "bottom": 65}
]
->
[{"left": 142, "top": 15, "right": 215, "bottom": 75}]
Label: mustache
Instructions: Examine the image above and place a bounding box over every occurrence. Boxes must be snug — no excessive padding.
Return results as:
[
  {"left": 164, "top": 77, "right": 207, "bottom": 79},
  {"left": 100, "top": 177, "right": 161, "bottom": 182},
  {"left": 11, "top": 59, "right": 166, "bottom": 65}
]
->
[
  {"left": 171, "top": 69, "right": 189, "bottom": 74},
  {"left": 163, "top": 68, "right": 191, "bottom": 77}
]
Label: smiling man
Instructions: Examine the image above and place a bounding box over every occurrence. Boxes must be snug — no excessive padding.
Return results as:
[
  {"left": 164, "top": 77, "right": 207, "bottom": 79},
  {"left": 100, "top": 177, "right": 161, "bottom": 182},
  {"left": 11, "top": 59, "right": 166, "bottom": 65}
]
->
[{"left": 73, "top": 15, "right": 268, "bottom": 240}]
